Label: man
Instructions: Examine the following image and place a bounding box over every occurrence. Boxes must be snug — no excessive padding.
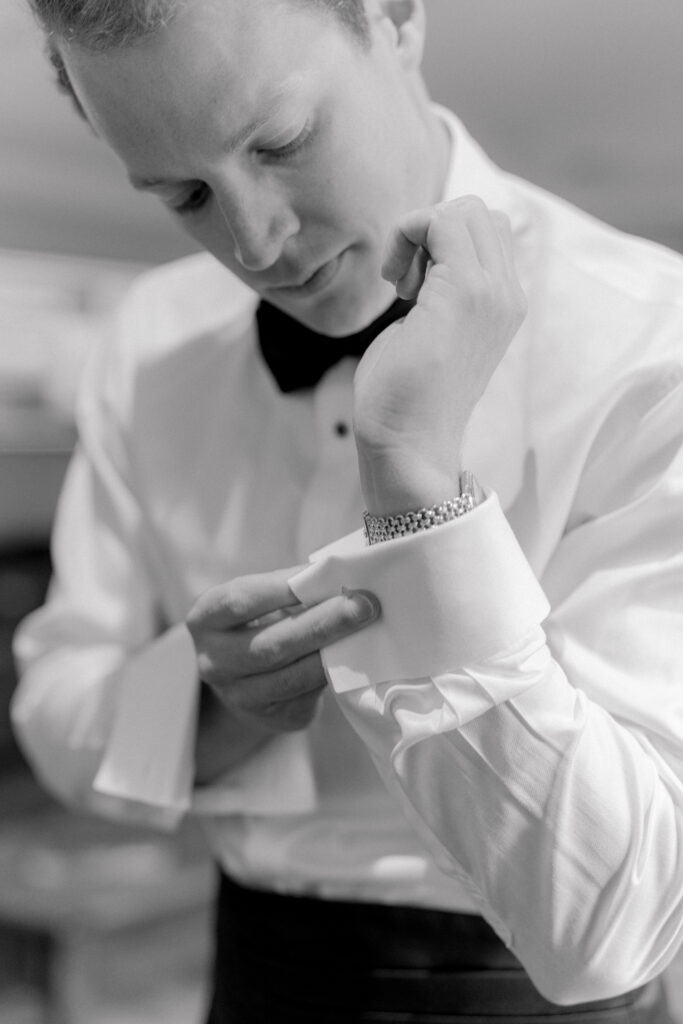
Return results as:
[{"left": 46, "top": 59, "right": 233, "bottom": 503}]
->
[{"left": 11, "top": 0, "right": 683, "bottom": 1021}]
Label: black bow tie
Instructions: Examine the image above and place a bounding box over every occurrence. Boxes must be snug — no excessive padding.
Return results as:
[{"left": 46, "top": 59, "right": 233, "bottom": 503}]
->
[{"left": 256, "top": 296, "right": 414, "bottom": 393}]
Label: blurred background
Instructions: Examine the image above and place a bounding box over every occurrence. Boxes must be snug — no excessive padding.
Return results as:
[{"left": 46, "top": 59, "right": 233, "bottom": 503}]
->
[{"left": 1, "top": 1, "right": 682, "bottom": 1021}]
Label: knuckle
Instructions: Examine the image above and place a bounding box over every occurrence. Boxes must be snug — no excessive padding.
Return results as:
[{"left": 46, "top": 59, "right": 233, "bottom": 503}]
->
[
  {"left": 196, "top": 650, "right": 216, "bottom": 684},
  {"left": 462, "top": 275, "right": 491, "bottom": 312},
  {"left": 248, "top": 631, "right": 286, "bottom": 671},
  {"left": 186, "top": 589, "right": 216, "bottom": 634},
  {"left": 427, "top": 261, "right": 458, "bottom": 293},
  {"left": 221, "top": 578, "right": 252, "bottom": 622},
  {"left": 274, "top": 694, "right": 321, "bottom": 732},
  {"left": 491, "top": 209, "right": 512, "bottom": 232},
  {"left": 194, "top": 635, "right": 220, "bottom": 680},
  {"left": 431, "top": 199, "right": 452, "bottom": 221},
  {"left": 196, "top": 643, "right": 236, "bottom": 691},
  {"left": 305, "top": 610, "right": 335, "bottom": 646},
  {"left": 454, "top": 193, "right": 487, "bottom": 214}
]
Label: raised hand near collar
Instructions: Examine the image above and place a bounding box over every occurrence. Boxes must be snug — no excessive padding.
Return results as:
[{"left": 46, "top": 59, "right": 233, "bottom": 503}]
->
[{"left": 353, "top": 195, "right": 527, "bottom": 516}]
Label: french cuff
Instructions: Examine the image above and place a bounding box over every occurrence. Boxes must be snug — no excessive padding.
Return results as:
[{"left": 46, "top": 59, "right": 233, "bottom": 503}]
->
[
  {"left": 288, "top": 493, "right": 550, "bottom": 693},
  {"left": 94, "top": 624, "right": 199, "bottom": 815},
  {"left": 94, "top": 624, "right": 318, "bottom": 819}
]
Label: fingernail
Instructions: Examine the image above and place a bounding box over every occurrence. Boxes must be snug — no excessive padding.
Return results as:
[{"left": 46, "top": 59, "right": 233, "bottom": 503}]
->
[{"left": 342, "top": 586, "right": 379, "bottom": 623}]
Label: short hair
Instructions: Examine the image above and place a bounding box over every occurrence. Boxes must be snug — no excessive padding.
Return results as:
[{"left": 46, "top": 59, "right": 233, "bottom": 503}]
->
[
  {"left": 29, "top": 0, "right": 371, "bottom": 52},
  {"left": 30, "top": 0, "right": 371, "bottom": 114}
]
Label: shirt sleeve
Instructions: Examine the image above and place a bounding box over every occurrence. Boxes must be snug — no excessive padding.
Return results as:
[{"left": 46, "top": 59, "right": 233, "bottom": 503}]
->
[
  {"left": 11, "top": 308, "right": 316, "bottom": 828},
  {"left": 288, "top": 377, "right": 683, "bottom": 1006}
]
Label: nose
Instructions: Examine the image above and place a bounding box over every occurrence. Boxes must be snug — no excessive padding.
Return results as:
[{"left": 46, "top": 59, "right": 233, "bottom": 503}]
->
[{"left": 213, "top": 175, "right": 299, "bottom": 272}]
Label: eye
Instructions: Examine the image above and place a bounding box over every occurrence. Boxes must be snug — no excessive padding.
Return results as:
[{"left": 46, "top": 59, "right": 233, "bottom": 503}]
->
[
  {"left": 171, "top": 182, "right": 211, "bottom": 216},
  {"left": 260, "top": 122, "right": 315, "bottom": 162}
]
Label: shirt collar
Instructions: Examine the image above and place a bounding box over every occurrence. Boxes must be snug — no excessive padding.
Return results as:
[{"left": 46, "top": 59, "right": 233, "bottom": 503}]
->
[{"left": 435, "top": 105, "right": 526, "bottom": 233}]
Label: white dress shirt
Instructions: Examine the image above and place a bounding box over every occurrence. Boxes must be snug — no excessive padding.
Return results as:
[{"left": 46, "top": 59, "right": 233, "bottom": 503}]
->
[{"left": 11, "top": 109, "right": 683, "bottom": 1004}]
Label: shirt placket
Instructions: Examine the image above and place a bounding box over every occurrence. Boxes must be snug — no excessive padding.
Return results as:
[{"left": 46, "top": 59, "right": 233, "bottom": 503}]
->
[{"left": 295, "top": 359, "right": 363, "bottom": 561}]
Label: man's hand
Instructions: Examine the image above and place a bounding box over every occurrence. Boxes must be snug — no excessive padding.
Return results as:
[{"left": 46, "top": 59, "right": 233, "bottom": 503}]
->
[
  {"left": 187, "top": 567, "right": 379, "bottom": 774},
  {"left": 354, "top": 195, "right": 527, "bottom": 516}
]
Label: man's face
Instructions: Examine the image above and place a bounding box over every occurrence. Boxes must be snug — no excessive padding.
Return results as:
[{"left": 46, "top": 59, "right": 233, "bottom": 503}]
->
[{"left": 62, "top": 0, "right": 440, "bottom": 334}]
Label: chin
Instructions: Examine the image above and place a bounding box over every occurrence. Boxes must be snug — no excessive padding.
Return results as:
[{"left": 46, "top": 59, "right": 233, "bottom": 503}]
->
[{"left": 285, "top": 286, "right": 395, "bottom": 337}]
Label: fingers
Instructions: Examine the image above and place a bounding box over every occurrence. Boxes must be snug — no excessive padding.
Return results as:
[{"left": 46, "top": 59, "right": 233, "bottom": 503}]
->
[
  {"left": 466, "top": 203, "right": 513, "bottom": 278},
  {"left": 231, "top": 652, "right": 327, "bottom": 718},
  {"left": 189, "top": 569, "right": 381, "bottom": 734},
  {"left": 491, "top": 208, "right": 513, "bottom": 252},
  {"left": 206, "top": 649, "right": 328, "bottom": 733},
  {"left": 381, "top": 196, "right": 514, "bottom": 288},
  {"left": 188, "top": 565, "right": 306, "bottom": 630},
  {"left": 206, "top": 587, "right": 379, "bottom": 681},
  {"left": 195, "top": 587, "right": 379, "bottom": 733},
  {"left": 381, "top": 204, "right": 475, "bottom": 285},
  {"left": 247, "top": 588, "right": 378, "bottom": 671},
  {"left": 259, "top": 689, "right": 326, "bottom": 733},
  {"left": 381, "top": 210, "right": 430, "bottom": 286},
  {"left": 395, "top": 246, "right": 430, "bottom": 301}
]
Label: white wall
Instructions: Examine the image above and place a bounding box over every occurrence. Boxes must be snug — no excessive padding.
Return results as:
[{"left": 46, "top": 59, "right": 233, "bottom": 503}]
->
[
  {"left": 423, "top": 0, "right": 683, "bottom": 252},
  {"left": 0, "top": 1, "right": 194, "bottom": 263},
  {"left": 1, "top": 0, "right": 682, "bottom": 263}
]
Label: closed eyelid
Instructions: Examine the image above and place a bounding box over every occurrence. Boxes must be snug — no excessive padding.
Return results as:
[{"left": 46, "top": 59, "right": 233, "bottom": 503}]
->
[
  {"left": 259, "top": 120, "right": 314, "bottom": 158},
  {"left": 130, "top": 117, "right": 311, "bottom": 194},
  {"left": 162, "top": 122, "right": 312, "bottom": 212}
]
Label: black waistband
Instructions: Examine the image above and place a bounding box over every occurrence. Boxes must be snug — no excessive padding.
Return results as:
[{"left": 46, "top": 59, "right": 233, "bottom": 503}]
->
[{"left": 206, "top": 872, "right": 670, "bottom": 1024}]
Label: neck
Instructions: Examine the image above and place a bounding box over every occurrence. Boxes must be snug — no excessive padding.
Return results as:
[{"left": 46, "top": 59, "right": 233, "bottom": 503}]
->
[
  {"left": 423, "top": 100, "right": 452, "bottom": 204},
  {"left": 406, "top": 77, "right": 452, "bottom": 205},
  {"left": 432, "top": 111, "right": 452, "bottom": 202}
]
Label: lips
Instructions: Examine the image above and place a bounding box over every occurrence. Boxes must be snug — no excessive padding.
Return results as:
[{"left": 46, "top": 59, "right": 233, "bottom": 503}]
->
[{"left": 267, "top": 252, "right": 344, "bottom": 296}]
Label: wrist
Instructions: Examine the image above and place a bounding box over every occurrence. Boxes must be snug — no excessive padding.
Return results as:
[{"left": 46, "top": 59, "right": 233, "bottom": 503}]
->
[
  {"left": 362, "top": 471, "right": 482, "bottom": 545},
  {"left": 357, "top": 447, "right": 462, "bottom": 518}
]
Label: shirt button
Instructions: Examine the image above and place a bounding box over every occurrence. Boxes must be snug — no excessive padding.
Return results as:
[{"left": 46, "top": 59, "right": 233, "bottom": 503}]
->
[{"left": 334, "top": 421, "right": 349, "bottom": 437}]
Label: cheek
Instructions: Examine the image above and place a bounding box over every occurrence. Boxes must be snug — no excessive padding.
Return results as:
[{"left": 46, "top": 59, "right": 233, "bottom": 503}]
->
[
  {"left": 331, "top": 87, "right": 411, "bottom": 204},
  {"left": 306, "top": 152, "right": 398, "bottom": 243},
  {"left": 305, "top": 104, "right": 399, "bottom": 231}
]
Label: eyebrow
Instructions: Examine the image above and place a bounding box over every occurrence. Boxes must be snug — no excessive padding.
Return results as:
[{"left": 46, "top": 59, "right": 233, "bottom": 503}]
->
[{"left": 128, "top": 112, "right": 277, "bottom": 190}]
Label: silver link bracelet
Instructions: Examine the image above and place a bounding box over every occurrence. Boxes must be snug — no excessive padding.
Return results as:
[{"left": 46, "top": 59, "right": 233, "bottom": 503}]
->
[{"left": 363, "top": 471, "right": 480, "bottom": 545}]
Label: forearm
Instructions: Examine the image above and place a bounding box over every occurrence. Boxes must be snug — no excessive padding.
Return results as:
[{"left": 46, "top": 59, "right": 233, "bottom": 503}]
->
[
  {"left": 289, "top": 471, "right": 683, "bottom": 1004},
  {"left": 13, "top": 618, "right": 200, "bottom": 825},
  {"left": 338, "top": 644, "right": 683, "bottom": 1005},
  {"left": 11, "top": 644, "right": 118, "bottom": 811}
]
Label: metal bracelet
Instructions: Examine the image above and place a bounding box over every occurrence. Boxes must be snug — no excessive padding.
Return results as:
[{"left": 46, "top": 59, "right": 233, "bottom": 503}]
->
[{"left": 363, "top": 490, "right": 476, "bottom": 545}]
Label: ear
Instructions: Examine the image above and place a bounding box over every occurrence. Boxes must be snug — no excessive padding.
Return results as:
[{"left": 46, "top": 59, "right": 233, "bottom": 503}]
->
[{"left": 379, "top": 0, "right": 425, "bottom": 71}]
